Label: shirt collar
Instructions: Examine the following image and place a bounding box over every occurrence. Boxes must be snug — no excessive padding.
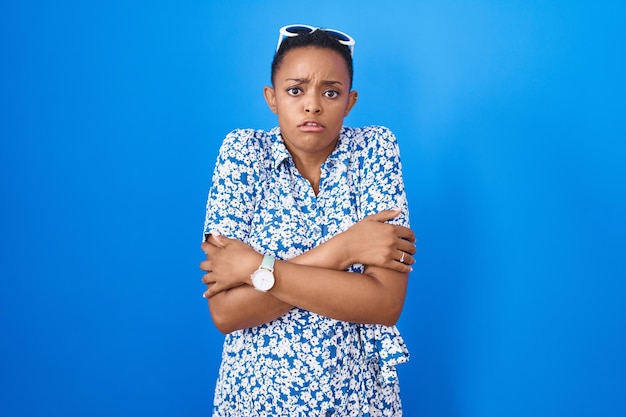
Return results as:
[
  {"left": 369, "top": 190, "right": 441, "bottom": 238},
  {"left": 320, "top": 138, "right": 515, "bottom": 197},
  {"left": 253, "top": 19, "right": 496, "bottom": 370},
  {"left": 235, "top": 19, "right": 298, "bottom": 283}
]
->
[
  {"left": 269, "top": 126, "right": 352, "bottom": 170},
  {"left": 327, "top": 126, "right": 352, "bottom": 168},
  {"left": 270, "top": 127, "right": 292, "bottom": 169}
]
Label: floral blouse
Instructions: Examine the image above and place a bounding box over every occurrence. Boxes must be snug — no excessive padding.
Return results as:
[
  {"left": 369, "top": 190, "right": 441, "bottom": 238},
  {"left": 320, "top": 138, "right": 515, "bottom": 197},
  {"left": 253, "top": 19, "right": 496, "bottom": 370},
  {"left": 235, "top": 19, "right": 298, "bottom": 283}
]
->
[{"left": 203, "top": 126, "right": 410, "bottom": 416}]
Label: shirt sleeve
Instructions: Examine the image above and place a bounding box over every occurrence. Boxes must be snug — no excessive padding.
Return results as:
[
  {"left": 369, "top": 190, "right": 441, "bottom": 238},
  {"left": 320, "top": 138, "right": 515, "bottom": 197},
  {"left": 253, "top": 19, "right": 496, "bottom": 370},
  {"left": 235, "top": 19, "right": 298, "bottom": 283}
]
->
[
  {"left": 202, "top": 129, "right": 260, "bottom": 242},
  {"left": 358, "top": 126, "right": 410, "bottom": 228},
  {"left": 356, "top": 126, "right": 412, "bottom": 384}
]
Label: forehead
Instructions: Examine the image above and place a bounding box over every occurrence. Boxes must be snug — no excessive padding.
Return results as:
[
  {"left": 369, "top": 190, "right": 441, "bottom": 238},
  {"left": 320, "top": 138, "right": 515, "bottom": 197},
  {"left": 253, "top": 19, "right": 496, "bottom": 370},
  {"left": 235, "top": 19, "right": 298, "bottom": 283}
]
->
[{"left": 276, "top": 47, "right": 350, "bottom": 82}]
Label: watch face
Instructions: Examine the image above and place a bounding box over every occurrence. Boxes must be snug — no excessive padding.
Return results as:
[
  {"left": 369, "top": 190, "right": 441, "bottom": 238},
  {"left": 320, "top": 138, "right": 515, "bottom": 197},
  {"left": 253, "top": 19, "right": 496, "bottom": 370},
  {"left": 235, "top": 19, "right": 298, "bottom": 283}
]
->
[{"left": 252, "top": 268, "right": 275, "bottom": 292}]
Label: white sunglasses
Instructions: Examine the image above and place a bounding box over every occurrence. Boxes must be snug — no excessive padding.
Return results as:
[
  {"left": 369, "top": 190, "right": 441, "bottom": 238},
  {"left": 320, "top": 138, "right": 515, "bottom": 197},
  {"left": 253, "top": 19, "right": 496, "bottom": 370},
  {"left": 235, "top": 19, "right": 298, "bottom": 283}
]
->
[{"left": 276, "top": 24, "right": 355, "bottom": 56}]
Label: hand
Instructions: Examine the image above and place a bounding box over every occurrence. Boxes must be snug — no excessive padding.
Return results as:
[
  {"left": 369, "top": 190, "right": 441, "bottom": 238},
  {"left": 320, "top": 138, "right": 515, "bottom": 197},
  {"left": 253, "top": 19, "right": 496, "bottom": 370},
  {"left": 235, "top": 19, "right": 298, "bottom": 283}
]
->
[
  {"left": 341, "top": 209, "right": 417, "bottom": 272},
  {"left": 200, "top": 234, "right": 263, "bottom": 298}
]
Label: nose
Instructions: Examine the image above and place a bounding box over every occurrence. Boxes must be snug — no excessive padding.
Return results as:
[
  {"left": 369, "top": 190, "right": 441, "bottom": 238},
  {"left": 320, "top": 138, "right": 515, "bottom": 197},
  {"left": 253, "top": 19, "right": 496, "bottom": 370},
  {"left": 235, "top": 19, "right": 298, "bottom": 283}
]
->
[{"left": 304, "top": 96, "right": 322, "bottom": 114}]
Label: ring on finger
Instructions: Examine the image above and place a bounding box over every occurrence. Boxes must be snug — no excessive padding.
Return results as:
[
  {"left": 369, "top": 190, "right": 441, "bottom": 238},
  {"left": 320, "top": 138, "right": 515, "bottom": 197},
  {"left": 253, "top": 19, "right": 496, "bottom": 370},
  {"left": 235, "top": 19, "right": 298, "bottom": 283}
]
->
[{"left": 399, "top": 251, "right": 405, "bottom": 263}]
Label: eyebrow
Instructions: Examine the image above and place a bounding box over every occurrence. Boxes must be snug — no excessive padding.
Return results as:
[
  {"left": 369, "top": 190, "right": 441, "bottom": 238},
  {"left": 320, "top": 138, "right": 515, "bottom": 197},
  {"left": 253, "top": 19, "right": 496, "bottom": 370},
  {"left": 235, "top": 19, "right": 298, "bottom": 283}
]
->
[{"left": 285, "top": 78, "right": 344, "bottom": 86}]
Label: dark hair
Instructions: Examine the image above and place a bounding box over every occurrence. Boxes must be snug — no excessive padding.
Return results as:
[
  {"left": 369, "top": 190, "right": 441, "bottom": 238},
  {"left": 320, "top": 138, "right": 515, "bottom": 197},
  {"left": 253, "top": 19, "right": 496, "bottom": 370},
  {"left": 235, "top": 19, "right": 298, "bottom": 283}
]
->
[{"left": 271, "top": 29, "right": 354, "bottom": 89}]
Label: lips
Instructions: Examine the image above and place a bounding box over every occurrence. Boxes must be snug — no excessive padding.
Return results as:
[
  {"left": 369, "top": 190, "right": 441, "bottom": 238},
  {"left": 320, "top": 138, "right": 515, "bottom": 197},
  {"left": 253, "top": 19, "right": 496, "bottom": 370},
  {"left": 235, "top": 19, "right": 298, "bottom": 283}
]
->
[{"left": 298, "top": 121, "right": 325, "bottom": 132}]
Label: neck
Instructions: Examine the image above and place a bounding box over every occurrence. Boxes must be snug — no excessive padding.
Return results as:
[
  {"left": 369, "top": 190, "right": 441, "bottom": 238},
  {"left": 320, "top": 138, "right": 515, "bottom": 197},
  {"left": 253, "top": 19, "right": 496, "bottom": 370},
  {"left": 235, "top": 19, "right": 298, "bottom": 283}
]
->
[
  {"left": 281, "top": 134, "right": 340, "bottom": 196},
  {"left": 291, "top": 155, "right": 323, "bottom": 195}
]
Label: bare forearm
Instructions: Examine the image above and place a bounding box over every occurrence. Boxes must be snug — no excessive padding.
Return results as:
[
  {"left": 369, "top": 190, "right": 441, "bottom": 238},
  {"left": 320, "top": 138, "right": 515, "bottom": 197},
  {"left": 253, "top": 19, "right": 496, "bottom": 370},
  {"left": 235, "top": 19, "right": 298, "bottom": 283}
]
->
[
  {"left": 206, "top": 245, "right": 351, "bottom": 333},
  {"left": 258, "top": 262, "right": 408, "bottom": 326},
  {"left": 288, "top": 233, "right": 352, "bottom": 270},
  {"left": 211, "top": 263, "right": 406, "bottom": 331},
  {"left": 208, "top": 286, "right": 292, "bottom": 334}
]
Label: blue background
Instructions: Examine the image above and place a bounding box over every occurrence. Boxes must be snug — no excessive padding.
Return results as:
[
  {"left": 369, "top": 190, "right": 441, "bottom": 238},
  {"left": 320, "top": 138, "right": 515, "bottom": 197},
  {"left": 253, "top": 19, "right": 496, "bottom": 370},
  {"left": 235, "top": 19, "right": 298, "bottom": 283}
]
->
[{"left": 2, "top": 1, "right": 625, "bottom": 416}]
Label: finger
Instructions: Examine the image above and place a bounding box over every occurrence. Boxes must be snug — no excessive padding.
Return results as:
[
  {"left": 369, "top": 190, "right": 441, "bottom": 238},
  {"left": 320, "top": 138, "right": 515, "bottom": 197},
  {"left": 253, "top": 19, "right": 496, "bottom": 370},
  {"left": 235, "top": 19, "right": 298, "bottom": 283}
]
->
[
  {"left": 367, "top": 208, "right": 402, "bottom": 223},
  {"left": 397, "top": 250, "right": 415, "bottom": 266},
  {"left": 203, "top": 286, "right": 218, "bottom": 298},
  {"left": 207, "top": 232, "right": 232, "bottom": 248},
  {"left": 205, "top": 282, "right": 227, "bottom": 298},
  {"left": 201, "top": 241, "right": 221, "bottom": 256},
  {"left": 201, "top": 242, "right": 210, "bottom": 253},
  {"left": 201, "top": 273, "right": 215, "bottom": 285},
  {"left": 203, "top": 283, "right": 215, "bottom": 298},
  {"left": 398, "top": 240, "right": 417, "bottom": 256},
  {"left": 203, "top": 241, "right": 222, "bottom": 258},
  {"left": 199, "top": 260, "right": 212, "bottom": 272},
  {"left": 388, "top": 260, "right": 412, "bottom": 274},
  {"left": 393, "top": 225, "right": 416, "bottom": 242}
]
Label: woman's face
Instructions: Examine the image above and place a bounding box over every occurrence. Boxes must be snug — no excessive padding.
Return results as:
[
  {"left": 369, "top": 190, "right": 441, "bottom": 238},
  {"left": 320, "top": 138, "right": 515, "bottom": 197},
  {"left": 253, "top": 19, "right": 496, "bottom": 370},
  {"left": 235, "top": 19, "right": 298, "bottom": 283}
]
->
[{"left": 264, "top": 47, "right": 358, "bottom": 165}]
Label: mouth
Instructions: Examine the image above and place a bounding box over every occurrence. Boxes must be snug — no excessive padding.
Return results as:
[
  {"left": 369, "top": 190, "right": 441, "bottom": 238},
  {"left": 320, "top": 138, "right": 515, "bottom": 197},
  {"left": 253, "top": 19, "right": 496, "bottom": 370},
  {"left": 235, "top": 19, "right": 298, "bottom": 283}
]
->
[{"left": 298, "top": 121, "right": 325, "bottom": 132}]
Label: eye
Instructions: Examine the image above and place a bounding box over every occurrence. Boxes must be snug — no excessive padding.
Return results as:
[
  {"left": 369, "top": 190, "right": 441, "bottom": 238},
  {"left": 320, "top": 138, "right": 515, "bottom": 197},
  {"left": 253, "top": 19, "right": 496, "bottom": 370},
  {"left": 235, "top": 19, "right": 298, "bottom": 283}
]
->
[
  {"left": 324, "top": 90, "right": 340, "bottom": 99},
  {"left": 287, "top": 87, "right": 303, "bottom": 96}
]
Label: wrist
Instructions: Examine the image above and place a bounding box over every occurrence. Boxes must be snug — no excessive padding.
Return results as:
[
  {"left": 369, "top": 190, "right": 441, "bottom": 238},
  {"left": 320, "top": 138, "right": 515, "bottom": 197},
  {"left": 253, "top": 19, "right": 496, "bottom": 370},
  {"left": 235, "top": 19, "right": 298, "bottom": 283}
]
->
[
  {"left": 250, "top": 254, "right": 276, "bottom": 292},
  {"left": 335, "top": 231, "right": 355, "bottom": 269},
  {"left": 246, "top": 253, "right": 265, "bottom": 286}
]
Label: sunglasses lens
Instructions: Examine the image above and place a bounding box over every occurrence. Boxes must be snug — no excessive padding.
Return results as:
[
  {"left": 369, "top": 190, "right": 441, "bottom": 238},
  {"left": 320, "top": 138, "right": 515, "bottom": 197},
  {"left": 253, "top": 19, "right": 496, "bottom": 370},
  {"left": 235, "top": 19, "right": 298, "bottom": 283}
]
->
[
  {"left": 284, "top": 25, "right": 313, "bottom": 35},
  {"left": 326, "top": 30, "right": 350, "bottom": 42}
]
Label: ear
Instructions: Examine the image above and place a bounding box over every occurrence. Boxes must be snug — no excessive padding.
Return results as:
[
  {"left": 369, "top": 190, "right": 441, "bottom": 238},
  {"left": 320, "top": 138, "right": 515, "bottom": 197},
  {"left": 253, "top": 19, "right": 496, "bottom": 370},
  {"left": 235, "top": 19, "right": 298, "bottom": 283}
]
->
[
  {"left": 344, "top": 90, "right": 358, "bottom": 116},
  {"left": 264, "top": 86, "right": 277, "bottom": 114}
]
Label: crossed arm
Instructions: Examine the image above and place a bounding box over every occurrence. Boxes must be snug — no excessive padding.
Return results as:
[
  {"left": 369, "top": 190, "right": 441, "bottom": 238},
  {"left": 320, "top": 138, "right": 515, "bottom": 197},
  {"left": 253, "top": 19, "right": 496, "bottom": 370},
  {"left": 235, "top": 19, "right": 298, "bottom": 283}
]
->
[{"left": 200, "top": 209, "right": 416, "bottom": 334}]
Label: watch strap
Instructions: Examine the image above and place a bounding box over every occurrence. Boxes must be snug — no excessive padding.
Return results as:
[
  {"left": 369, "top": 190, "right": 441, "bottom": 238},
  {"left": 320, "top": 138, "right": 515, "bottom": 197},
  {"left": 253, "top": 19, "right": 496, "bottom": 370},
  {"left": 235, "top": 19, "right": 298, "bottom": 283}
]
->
[{"left": 260, "top": 255, "right": 275, "bottom": 271}]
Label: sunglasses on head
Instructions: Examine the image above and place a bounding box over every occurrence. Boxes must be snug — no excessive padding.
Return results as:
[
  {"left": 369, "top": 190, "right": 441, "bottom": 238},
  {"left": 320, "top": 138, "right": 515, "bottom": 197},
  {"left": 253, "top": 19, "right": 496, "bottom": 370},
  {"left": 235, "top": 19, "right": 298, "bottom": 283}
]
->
[{"left": 276, "top": 24, "right": 355, "bottom": 57}]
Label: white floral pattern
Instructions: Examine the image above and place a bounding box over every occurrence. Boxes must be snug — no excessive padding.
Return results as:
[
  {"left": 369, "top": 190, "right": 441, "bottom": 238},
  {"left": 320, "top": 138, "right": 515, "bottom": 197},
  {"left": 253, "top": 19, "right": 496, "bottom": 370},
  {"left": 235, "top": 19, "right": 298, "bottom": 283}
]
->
[{"left": 203, "top": 126, "right": 410, "bottom": 416}]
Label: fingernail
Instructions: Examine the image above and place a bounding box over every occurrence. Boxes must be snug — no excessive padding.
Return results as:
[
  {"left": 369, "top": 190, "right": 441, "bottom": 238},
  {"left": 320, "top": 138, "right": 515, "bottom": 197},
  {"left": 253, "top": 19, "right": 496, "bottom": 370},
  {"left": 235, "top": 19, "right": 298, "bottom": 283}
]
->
[{"left": 202, "top": 293, "right": 207, "bottom": 298}]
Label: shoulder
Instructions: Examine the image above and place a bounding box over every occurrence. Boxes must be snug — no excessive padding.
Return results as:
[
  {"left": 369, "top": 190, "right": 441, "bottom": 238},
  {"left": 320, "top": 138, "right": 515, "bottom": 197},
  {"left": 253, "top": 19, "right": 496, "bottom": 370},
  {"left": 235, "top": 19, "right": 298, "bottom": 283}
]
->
[
  {"left": 217, "top": 128, "right": 276, "bottom": 161},
  {"left": 221, "top": 128, "right": 274, "bottom": 149},
  {"left": 344, "top": 125, "right": 397, "bottom": 144},
  {"left": 342, "top": 125, "right": 399, "bottom": 155}
]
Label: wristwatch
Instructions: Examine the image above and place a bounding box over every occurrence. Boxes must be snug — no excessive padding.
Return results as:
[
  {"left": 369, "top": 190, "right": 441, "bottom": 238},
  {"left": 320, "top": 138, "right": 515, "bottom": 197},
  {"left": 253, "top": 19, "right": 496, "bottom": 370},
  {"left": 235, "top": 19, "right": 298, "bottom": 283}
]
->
[{"left": 251, "top": 255, "right": 276, "bottom": 292}]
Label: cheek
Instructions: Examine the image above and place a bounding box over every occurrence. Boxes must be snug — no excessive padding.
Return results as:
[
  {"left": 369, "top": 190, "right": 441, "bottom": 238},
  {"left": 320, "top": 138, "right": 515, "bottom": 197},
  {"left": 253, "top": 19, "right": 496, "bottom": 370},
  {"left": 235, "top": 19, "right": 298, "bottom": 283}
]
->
[
  {"left": 331, "top": 104, "right": 350, "bottom": 121},
  {"left": 277, "top": 112, "right": 293, "bottom": 126},
  {"left": 276, "top": 102, "right": 295, "bottom": 117}
]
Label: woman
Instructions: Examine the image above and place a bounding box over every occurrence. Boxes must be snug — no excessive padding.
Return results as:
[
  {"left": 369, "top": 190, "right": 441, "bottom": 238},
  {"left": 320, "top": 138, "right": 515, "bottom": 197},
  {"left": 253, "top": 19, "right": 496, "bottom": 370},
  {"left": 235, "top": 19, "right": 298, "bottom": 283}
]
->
[{"left": 201, "top": 24, "right": 416, "bottom": 416}]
